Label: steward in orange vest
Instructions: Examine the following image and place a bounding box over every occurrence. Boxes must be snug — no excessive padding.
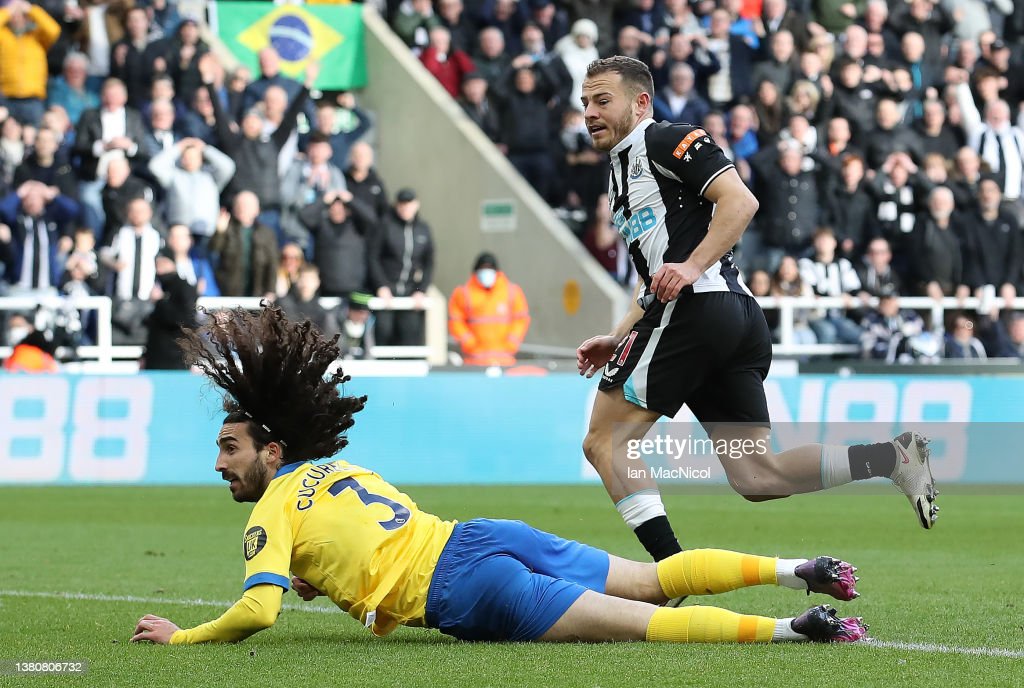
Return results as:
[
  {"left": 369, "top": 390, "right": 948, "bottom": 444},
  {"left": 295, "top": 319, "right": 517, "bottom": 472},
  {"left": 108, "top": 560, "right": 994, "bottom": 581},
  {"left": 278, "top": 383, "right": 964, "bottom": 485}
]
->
[
  {"left": 3, "top": 325, "right": 58, "bottom": 373},
  {"left": 448, "top": 253, "right": 530, "bottom": 366}
]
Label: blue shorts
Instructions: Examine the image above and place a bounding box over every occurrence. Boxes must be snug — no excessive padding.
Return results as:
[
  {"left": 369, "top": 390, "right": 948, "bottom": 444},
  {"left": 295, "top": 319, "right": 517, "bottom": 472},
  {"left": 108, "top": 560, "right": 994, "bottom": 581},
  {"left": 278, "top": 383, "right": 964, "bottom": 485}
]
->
[{"left": 424, "top": 519, "right": 610, "bottom": 641}]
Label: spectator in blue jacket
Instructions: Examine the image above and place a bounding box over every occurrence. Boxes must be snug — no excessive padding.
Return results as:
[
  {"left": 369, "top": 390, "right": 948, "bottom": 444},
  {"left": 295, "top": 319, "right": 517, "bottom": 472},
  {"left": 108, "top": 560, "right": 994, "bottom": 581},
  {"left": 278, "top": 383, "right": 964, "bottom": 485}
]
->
[
  {"left": 653, "top": 63, "right": 710, "bottom": 124},
  {"left": 0, "top": 180, "right": 80, "bottom": 291},
  {"left": 46, "top": 52, "right": 99, "bottom": 126},
  {"left": 860, "top": 289, "right": 925, "bottom": 362},
  {"left": 943, "top": 313, "right": 987, "bottom": 359}
]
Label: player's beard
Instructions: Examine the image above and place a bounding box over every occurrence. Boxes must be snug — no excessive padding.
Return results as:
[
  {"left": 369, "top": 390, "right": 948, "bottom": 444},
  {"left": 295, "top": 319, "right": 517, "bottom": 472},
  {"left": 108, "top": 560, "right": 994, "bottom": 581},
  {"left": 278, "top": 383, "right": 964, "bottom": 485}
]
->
[
  {"left": 234, "top": 459, "right": 270, "bottom": 503},
  {"left": 605, "top": 109, "right": 640, "bottom": 151}
]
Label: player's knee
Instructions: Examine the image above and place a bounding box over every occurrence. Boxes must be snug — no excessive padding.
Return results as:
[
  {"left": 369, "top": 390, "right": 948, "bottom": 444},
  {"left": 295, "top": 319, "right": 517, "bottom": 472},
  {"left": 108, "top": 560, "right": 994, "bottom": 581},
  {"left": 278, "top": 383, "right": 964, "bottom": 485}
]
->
[{"left": 582, "top": 430, "right": 608, "bottom": 468}]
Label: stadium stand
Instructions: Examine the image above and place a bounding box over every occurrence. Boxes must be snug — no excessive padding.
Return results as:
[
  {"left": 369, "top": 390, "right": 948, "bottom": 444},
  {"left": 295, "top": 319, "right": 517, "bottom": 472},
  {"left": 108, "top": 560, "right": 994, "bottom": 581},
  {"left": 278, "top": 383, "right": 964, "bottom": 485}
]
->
[{"left": 1, "top": 0, "right": 1024, "bottom": 369}]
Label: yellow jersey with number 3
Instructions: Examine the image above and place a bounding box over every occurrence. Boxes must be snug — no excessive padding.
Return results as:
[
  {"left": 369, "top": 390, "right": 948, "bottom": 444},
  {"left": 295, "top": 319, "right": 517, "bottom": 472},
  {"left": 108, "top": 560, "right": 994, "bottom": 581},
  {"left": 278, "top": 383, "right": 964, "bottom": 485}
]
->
[{"left": 241, "top": 459, "right": 456, "bottom": 636}]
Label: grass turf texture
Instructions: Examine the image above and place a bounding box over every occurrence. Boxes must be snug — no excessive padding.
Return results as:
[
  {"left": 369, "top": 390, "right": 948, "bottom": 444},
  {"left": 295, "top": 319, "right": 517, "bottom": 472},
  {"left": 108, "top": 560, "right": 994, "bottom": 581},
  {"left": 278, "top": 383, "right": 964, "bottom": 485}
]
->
[{"left": 1, "top": 485, "right": 1021, "bottom": 687}]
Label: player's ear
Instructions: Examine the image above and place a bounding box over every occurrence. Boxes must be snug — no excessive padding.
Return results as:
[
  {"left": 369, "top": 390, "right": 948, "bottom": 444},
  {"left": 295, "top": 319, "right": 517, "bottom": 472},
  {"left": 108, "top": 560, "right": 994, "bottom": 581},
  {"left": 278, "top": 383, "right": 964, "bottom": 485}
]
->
[
  {"left": 263, "top": 441, "right": 284, "bottom": 466},
  {"left": 636, "top": 91, "right": 651, "bottom": 118}
]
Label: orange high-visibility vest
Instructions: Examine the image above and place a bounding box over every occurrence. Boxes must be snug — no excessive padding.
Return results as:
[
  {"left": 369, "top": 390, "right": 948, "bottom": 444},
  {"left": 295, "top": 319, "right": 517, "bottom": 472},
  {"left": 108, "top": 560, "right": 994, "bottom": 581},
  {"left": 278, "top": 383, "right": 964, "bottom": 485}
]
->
[
  {"left": 448, "top": 272, "right": 530, "bottom": 366},
  {"left": 3, "top": 343, "right": 58, "bottom": 373}
]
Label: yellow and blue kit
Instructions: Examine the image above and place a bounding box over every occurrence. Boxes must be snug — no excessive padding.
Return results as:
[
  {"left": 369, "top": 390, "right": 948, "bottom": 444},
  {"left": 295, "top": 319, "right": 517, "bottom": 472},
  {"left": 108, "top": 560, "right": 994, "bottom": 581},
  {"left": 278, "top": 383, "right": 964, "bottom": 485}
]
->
[{"left": 170, "top": 460, "right": 610, "bottom": 644}]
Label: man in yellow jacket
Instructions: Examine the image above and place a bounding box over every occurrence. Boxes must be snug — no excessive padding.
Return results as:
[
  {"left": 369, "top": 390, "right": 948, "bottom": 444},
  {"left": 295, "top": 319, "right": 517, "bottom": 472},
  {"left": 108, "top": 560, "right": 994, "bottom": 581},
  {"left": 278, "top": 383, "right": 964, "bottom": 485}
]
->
[
  {"left": 0, "top": 0, "right": 61, "bottom": 125},
  {"left": 448, "top": 252, "right": 530, "bottom": 366}
]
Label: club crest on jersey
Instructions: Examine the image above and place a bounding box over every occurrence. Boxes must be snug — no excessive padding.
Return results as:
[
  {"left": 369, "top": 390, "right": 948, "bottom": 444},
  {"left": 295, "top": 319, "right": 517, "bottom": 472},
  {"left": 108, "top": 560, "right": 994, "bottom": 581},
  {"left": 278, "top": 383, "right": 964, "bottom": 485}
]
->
[{"left": 629, "top": 156, "right": 644, "bottom": 179}]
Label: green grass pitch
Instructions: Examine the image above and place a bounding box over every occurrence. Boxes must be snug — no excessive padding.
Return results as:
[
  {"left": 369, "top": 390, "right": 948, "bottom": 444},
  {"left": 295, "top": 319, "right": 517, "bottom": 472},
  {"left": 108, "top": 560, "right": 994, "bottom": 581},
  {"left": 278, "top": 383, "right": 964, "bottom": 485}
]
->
[{"left": 1, "top": 485, "right": 1021, "bottom": 687}]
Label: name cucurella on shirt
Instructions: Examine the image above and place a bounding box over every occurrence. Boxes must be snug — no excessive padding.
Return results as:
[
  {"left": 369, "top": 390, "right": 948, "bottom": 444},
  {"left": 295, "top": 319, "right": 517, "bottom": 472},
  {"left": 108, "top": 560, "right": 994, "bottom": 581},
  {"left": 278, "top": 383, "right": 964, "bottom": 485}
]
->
[{"left": 295, "top": 462, "right": 342, "bottom": 511}]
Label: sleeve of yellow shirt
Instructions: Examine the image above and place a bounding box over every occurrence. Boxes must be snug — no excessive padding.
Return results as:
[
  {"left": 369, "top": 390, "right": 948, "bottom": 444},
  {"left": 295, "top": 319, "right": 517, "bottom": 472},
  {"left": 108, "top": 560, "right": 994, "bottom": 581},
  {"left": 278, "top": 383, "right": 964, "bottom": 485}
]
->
[
  {"left": 28, "top": 5, "right": 61, "bottom": 47},
  {"left": 169, "top": 584, "right": 283, "bottom": 644}
]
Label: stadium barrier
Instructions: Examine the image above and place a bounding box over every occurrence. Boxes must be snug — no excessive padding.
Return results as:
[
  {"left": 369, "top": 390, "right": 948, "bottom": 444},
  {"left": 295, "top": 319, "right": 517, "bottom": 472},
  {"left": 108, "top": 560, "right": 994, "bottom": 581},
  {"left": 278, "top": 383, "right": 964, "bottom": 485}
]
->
[
  {"left": 0, "top": 291, "right": 449, "bottom": 367},
  {"left": 758, "top": 295, "right": 1024, "bottom": 357},
  {"left": 1, "top": 371, "right": 1023, "bottom": 485},
  {"left": 2, "top": 294, "right": 1022, "bottom": 366}
]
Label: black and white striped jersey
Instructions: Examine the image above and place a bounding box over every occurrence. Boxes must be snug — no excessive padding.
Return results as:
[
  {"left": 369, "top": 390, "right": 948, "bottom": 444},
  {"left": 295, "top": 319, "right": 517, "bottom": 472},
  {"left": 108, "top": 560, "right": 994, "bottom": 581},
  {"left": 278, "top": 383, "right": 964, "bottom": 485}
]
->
[{"left": 607, "top": 118, "right": 749, "bottom": 296}]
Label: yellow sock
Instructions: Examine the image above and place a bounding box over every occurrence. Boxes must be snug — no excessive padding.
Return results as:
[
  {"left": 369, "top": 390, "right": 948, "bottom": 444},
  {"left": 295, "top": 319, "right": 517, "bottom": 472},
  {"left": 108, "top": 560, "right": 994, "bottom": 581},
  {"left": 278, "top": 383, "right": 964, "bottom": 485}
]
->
[
  {"left": 656, "top": 549, "right": 778, "bottom": 598},
  {"left": 646, "top": 606, "right": 776, "bottom": 643}
]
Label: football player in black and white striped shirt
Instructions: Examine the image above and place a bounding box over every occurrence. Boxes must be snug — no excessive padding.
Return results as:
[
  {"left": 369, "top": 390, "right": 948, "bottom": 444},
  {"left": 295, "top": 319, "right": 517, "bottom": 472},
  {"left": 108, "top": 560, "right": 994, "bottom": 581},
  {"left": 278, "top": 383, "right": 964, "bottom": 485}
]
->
[{"left": 575, "top": 57, "right": 938, "bottom": 566}]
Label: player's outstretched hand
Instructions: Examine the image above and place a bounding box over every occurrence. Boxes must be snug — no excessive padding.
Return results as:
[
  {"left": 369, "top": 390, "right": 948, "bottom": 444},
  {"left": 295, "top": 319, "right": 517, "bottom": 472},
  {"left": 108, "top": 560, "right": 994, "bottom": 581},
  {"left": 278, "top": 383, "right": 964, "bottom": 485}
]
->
[
  {"left": 291, "top": 576, "right": 323, "bottom": 601},
  {"left": 650, "top": 262, "right": 701, "bottom": 303},
  {"left": 577, "top": 334, "right": 619, "bottom": 378},
  {"left": 131, "top": 614, "right": 180, "bottom": 644}
]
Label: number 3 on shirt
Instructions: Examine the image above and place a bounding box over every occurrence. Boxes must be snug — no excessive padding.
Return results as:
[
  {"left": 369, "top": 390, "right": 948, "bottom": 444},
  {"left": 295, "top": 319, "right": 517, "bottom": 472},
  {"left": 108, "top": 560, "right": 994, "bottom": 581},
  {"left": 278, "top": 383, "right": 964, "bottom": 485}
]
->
[{"left": 328, "top": 477, "right": 411, "bottom": 531}]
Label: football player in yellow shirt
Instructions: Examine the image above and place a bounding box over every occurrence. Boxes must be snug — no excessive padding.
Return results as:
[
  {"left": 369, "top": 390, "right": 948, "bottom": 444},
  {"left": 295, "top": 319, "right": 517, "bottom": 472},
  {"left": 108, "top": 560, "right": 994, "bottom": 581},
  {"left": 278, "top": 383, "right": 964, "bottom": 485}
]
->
[{"left": 131, "top": 306, "right": 866, "bottom": 646}]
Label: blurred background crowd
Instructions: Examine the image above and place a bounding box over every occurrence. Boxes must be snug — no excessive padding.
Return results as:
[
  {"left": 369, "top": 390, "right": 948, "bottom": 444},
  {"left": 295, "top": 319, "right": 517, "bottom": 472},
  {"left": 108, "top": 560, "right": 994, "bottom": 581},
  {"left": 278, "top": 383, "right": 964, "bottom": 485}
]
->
[
  {"left": 3, "top": 0, "right": 1024, "bottom": 372},
  {"left": 396, "top": 0, "right": 1024, "bottom": 360}
]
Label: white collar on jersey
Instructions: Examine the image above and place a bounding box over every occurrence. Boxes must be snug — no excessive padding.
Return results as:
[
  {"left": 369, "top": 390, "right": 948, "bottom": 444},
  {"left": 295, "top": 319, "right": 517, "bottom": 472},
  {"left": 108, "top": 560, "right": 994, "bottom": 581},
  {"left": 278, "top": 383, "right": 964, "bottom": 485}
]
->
[{"left": 610, "top": 118, "right": 656, "bottom": 155}]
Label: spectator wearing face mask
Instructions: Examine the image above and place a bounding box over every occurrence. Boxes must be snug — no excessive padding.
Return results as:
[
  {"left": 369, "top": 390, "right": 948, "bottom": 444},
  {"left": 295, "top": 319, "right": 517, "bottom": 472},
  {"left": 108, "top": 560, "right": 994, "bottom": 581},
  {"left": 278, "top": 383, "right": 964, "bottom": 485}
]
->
[
  {"left": 338, "top": 294, "right": 374, "bottom": 360},
  {"left": 447, "top": 252, "right": 530, "bottom": 366},
  {"left": 3, "top": 312, "right": 57, "bottom": 372}
]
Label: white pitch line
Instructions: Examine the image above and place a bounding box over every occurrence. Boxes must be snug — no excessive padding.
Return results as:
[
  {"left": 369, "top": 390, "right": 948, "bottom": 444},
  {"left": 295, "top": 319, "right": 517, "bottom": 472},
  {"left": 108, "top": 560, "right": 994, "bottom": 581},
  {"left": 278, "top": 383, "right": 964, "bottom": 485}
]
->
[
  {"left": 0, "top": 589, "right": 340, "bottom": 615},
  {"left": 861, "top": 638, "right": 1024, "bottom": 659},
  {"left": 2, "top": 590, "right": 1023, "bottom": 659}
]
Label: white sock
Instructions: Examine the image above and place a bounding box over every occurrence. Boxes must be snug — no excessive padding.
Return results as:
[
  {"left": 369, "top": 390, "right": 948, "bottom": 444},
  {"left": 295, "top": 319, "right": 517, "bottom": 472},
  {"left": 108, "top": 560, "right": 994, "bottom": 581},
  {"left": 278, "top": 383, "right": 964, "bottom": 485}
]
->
[
  {"left": 615, "top": 490, "right": 666, "bottom": 529},
  {"left": 820, "top": 445, "right": 853, "bottom": 489},
  {"left": 775, "top": 558, "right": 809, "bottom": 590},
  {"left": 772, "top": 618, "right": 808, "bottom": 642}
]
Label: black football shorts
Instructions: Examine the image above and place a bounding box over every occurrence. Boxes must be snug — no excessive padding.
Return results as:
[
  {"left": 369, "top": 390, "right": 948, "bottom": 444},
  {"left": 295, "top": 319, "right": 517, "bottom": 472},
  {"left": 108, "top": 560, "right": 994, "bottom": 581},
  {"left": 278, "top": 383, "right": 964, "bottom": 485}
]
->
[{"left": 598, "top": 291, "right": 772, "bottom": 424}]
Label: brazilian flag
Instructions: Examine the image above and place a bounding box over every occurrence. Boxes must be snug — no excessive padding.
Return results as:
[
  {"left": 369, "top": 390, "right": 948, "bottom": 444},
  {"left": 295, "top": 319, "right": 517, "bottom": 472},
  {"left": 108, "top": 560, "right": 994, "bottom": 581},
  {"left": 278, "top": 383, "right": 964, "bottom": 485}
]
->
[{"left": 213, "top": 2, "right": 367, "bottom": 90}]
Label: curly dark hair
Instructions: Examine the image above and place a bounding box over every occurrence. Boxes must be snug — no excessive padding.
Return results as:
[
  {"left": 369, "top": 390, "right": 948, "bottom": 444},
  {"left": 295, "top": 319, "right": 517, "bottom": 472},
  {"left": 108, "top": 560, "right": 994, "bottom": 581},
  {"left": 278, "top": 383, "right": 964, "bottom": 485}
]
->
[{"left": 178, "top": 304, "right": 366, "bottom": 464}]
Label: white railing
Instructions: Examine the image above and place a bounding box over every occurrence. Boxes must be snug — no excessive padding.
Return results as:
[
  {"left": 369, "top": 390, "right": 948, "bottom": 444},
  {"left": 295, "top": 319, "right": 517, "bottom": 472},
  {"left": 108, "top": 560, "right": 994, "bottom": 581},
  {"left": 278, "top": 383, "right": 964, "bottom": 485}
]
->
[
  {"left": 2, "top": 293, "right": 1022, "bottom": 365},
  {"left": 0, "top": 292, "right": 448, "bottom": 366},
  {"left": 756, "top": 295, "right": 1024, "bottom": 357},
  {"left": 524, "top": 295, "right": 1024, "bottom": 360},
  {"left": 0, "top": 294, "right": 115, "bottom": 364}
]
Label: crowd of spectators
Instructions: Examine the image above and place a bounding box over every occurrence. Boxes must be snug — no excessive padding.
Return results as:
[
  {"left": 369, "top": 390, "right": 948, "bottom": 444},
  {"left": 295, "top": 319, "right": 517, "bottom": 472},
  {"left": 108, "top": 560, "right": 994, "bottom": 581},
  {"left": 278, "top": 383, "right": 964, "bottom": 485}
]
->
[
  {"left": 5, "top": 0, "right": 1024, "bottom": 367},
  {"left": 0, "top": 0, "right": 436, "bottom": 367},
  {"left": 394, "top": 0, "right": 1024, "bottom": 360}
]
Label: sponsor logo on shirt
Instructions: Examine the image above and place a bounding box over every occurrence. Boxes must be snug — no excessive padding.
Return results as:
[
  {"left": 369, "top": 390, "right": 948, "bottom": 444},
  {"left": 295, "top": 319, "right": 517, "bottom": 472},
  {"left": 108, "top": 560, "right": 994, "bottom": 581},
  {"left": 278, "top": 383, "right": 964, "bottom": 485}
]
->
[
  {"left": 613, "top": 207, "right": 658, "bottom": 242},
  {"left": 244, "top": 525, "right": 268, "bottom": 561},
  {"left": 672, "top": 128, "right": 708, "bottom": 159}
]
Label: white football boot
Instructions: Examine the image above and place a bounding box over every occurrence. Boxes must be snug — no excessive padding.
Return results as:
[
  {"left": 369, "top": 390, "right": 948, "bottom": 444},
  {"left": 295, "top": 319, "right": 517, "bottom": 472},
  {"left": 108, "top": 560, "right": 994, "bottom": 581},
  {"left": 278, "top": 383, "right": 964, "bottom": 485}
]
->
[{"left": 890, "top": 431, "right": 939, "bottom": 529}]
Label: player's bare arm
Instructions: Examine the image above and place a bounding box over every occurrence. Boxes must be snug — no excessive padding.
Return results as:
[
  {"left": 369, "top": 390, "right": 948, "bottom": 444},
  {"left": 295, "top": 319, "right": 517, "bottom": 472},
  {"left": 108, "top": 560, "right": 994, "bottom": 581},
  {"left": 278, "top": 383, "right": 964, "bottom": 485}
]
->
[
  {"left": 578, "top": 281, "right": 645, "bottom": 378},
  {"left": 650, "top": 169, "right": 759, "bottom": 303}
]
